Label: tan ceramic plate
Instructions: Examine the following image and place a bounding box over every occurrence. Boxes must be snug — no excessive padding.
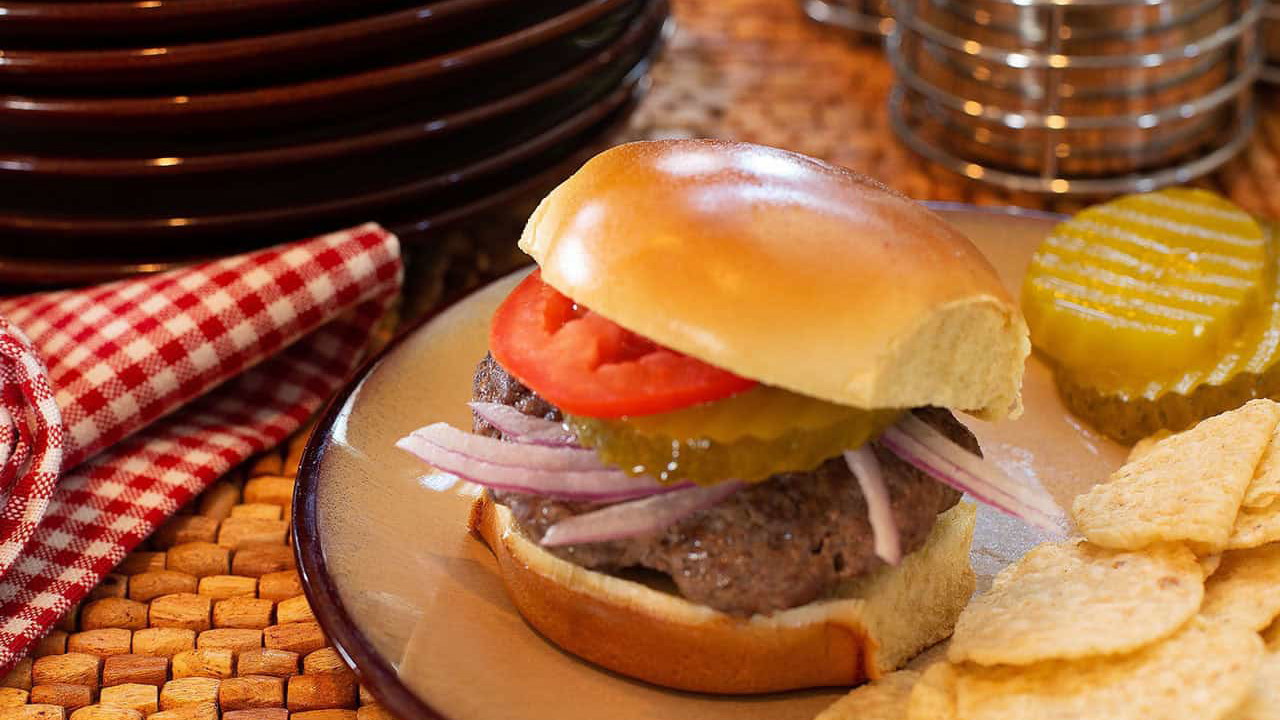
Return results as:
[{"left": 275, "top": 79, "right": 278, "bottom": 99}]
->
[{"left": 295, "top": 205, "right": 1130, "bottom": 720}]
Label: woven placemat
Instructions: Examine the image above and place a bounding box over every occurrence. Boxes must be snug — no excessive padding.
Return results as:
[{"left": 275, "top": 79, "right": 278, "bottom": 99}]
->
[
  {"left": 6, "top": 2, "right": 1280, "bottom": 719},
  {"left": 0, "top": 426, "right": 394, "bottom": 720}
]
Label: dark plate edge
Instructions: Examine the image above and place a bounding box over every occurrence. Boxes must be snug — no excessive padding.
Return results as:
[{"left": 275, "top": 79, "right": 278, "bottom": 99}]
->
[{"left": 293, "top": 289, "right": 463, "bottom": 720}]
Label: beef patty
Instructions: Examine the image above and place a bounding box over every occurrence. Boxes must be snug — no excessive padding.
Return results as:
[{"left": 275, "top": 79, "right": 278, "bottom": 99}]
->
[{"left": 472, "top": 353, "right": 970, "bottom": 617}]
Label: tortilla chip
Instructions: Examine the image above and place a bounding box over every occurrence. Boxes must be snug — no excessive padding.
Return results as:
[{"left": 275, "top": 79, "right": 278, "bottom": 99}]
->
[
  {"left": 948, "top": 541, "right": 1202, "bottom": 666},
  {"left": 1202, "top": 543, "right": 1280, "bottom": 631},
  {"left": 815, "top": 671, "right": 919, "bottom": 720},
  {"left": 952, "top": 618, "right": 1261, "bottom": 720},
  {"left": 1243, "top": 424, "right": 1280, "bottom": 509},
  {"left": 1226, "top": 652, "right": 1280, "bottom": 720},
  {"left": 1073, "top": 400, "right": 1280, "bottom": 554},
  {"left": 1230, "top": 502, "right": 1280, "bottom": 550},
  {"left": 905, "top": 664, "right": 956, "bottom": 720}
]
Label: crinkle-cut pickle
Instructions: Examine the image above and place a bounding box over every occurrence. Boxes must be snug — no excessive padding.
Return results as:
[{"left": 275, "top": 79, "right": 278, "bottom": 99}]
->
[
  {"left": 1022, "top": 188, "right": 1269, "bottom": 386},
  {"left": 1057, "top": 221, "right": 1280, "bottom": 444},
  {"left": 569, "top": 386, "right": 901, "bottom": 486}
]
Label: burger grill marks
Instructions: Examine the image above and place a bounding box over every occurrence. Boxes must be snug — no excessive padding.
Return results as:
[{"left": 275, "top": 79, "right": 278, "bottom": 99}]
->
[{"left": 472, "top": 354, "right": 969, "bottom": 617}]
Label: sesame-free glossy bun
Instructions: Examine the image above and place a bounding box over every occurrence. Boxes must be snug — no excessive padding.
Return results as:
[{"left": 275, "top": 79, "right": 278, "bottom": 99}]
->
[
  {"left": 519, "top": 140, "right": 1029, "bottom": 418},
  {"left": 469, "top": 495, "right": 976, "bottom": 694}
]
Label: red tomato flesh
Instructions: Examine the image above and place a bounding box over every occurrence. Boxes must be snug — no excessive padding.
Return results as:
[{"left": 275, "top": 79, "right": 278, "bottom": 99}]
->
[{"left": 489, "top": 270, "right": 757, "bottom": 418}]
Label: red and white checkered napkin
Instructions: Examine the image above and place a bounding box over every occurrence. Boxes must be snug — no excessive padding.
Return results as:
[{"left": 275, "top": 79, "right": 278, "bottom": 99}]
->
[{"left": 0, "top": 224, "right": 402, "bottom": 671}]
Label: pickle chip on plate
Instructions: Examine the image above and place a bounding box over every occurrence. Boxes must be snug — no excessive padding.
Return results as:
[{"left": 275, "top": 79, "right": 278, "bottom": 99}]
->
[
  {"left": 1023, "top": 188, "right": 1268, "bottom": 385},
  {"left": 1021, "top": 188, "right": 1280, "bottom": 445}
]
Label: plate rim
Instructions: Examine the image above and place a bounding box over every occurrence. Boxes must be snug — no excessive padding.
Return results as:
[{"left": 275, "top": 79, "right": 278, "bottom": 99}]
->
[
  {"left": 0, "top": 0, "right": 540, "bottom": 83},
  {"left": 1, "top": 2, "right": 661, "bottom": 179},
  {"left": 0, "top": 0, "right": 631, "bottom": 126},
  {"left": 0, "top": 46, "right": 657, "bottom": 237},
  {"left": 290, "top": 202, "right": 1068, "bottom": 719}
]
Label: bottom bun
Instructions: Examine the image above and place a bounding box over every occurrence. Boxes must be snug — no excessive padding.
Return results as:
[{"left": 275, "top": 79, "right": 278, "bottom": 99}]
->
[{"left": 468, "top": 495, "right": 976, "bottom": 694}]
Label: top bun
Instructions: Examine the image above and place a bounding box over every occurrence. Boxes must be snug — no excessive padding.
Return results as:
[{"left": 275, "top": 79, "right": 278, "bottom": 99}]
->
[{"left": 519, "top": 140, "right": 1030, "bottom": 419}]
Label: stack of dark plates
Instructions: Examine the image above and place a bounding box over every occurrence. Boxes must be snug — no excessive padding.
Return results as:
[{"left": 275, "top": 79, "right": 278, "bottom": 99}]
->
[{"left": 0, "top": 0, "right": 669, "bottom": 284}]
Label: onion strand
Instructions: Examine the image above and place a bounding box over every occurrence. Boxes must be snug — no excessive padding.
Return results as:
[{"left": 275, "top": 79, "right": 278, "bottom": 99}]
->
[
  {"left": 844, "top": 447, "right": 901, "bottom": 565},
  {"left": 881, "top": 416, "right": 1066, "bottom": 533},
  {"left": 396, "top": 426, "right": 682, "bottom": 501},
  {"left": 542, "top": 481, "right": 744, "bottom": 546},
  {"left": 468, "top": 402, "right": 579, "bottom": 446}
]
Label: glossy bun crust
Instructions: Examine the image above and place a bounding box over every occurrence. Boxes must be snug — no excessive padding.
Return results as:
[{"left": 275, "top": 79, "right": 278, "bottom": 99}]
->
[
  {"left": 520, "top": 140, "right": 1029, "bottom": 418},
  {"left": 470, "top": 495, "right": 976, "bottom": 694}
]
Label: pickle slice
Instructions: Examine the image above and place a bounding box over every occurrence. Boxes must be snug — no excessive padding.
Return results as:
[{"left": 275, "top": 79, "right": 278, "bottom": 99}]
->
[
  {"left": 1022, "top": 188, "right": 1269, "bottom": 386},
  {"left": 569, "top": 386, "right": 901, "bottom": 485},
  {"left": 1057, "top": 222, "right": 1280, "bottom": 444}
]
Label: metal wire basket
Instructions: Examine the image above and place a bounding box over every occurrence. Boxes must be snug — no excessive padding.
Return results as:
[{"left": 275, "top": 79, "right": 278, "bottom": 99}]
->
[
  {"left": 887, "top": 0, "right": 1263, "bottom": 194},
  {"left": 1263, "top": 0, "right": 1280, "bottom": 82}
]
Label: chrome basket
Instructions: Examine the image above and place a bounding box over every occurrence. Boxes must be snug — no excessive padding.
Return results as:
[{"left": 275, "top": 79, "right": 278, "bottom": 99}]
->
[{"left": 887, "top": 0, "right": 1262, "bottom": 194}]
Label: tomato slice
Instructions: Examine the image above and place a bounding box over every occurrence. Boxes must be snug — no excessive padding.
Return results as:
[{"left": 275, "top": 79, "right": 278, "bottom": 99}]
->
[{"left": 489, "top": 270, "right": 757, "bottom": 418}]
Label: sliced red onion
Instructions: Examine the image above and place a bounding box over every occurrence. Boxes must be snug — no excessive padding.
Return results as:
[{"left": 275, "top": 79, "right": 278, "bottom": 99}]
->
[
  {"left": 468, "top": 402, "right": 580, "bottom": 446},
  {"left": 396, "top": 429, "right": 683, "bottom": 502},
  {"left": 880, "top": 415, "right": 1066, "bottom": 533},
  {"left": 541, "top": 481, "right": 744, "bottom": 547},
  {"left": 844, "top": 447, "right": 901, "bottom": 565},
  {"left": 403, "top": 422, "right": 604, "bottom": 471}
]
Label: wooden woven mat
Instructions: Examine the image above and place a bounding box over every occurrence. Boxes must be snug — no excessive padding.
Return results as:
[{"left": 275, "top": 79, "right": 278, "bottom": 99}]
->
[
  {"left": 7, "top": 2, "right": 1280, "bottom": 719},
  {"left": 0, "top": 428, "right": 395, "bottom": 720}
]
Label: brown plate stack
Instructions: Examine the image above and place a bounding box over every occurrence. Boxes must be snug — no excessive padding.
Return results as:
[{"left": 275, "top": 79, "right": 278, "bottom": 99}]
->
[{"left": 0, "top": 0, "right": 669, "bottom": 285}]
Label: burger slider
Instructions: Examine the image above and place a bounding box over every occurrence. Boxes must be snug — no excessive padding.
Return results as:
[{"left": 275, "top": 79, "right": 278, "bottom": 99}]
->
[{"left": 398, "top": 139, "right": 1061, "bottom": 693}]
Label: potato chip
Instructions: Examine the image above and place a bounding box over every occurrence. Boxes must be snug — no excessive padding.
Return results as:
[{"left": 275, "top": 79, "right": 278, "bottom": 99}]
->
[
  {"left": 1230, "top": 502, "right": 1280, "bottom": 550},
  {"left": 952, "top": 618, "right": 1262, "bottom": 720},
  {"left": 1262, "top": 619, "right": 1280, "bottom": 651},
  {"left": 1243, "top": 424, "right": 1280, "bottom": 508},
  {"left": 815, "top": 671, "right": 919, "bottom": 720},
  {"left": 905, "top": 664, "right": 956, "bottom": 720},
  {"left": 948, "top": 541, "right": 1202, "bottom": 666},
  {"left": 1073, "top": 400, "right": 1280, "bottom": 554},
  {"left": 1202, "top": 543, "right": 1280, "bottom": 631},
  {"left": 1227, "top": 652, "right": 1280, "bottom": 720},
  {"left": 1128, "top": 430, "right": 1172, "bottom": 463},
  {"left": 1202, "top": 554, "right": 1223, "bottom": 578}
]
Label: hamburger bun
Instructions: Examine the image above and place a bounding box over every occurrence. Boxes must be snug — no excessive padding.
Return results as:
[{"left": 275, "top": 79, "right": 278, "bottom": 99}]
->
[
  {"left": 520, "top": 140, "right": 1029, "bottom": 419},
  {"left": 469, "top": 494, "right": 976, "bottom": 694}
]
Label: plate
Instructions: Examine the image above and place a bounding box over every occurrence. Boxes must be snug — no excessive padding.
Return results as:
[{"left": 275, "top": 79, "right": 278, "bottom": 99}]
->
[
  {"left": 0, "top": 0, "right": 588, "bottom": 91},
  {"left": 0, "top": 0, "right": 444, "bottom": 43},
  {"left": 0, "top": 1, "right": 661, "bottom": 179},
  {"left": 0, "top": 15, "right": 662, "bottom": 255},
  {"left": 0, "top": 0, "right": 635, "bottom": 132},
  {"left": 294, "top": 205, "right": 1130, "bottom": 720}
]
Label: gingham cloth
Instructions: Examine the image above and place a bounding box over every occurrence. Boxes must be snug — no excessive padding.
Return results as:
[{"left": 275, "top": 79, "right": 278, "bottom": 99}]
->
[{"left": 0, "top": 223, "right": 402, "bottom": 671}]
